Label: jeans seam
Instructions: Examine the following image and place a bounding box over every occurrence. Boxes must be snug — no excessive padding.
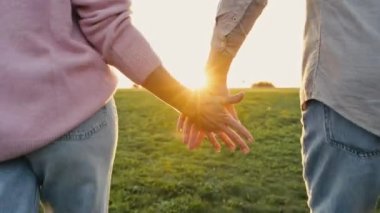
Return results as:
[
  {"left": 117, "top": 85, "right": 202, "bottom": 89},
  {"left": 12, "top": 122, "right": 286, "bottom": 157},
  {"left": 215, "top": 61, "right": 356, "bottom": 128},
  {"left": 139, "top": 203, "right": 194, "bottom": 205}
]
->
[
  {"left": 58, "top": 121, "right": 107, "bottom": 141},
  {"left": 323, "top": 105, "right": 380, "bottom": 159},
  {"left": 58, "top": 105, "right": 109, "bottom": 142},
  {"left": 105, "top": 99, "right": 117, "bottom": 124},
  {"left": 33, "top": 185, "right": 40, "bottom": 213}
]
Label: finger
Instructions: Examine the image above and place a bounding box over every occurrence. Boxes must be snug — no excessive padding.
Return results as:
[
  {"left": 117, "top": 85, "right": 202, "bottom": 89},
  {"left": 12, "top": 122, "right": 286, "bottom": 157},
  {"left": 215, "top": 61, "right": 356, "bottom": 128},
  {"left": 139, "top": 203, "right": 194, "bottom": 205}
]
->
[
  {"left": 225, "top": 115, "right": 254, "bottom": 143},
  {"left": 187, "top": 124, "right": 199, "bottom": 150},
  {"left": 183, "top": 117, "right": 191, "bottom": 144},
  {"left": 207, "top": 132, "right": 221, "bottom": 152},
  {"left": 219, "top": 132, "right": 236, "bottom": 152},
  {"left": 226, "top": 105, "right": 238, "bottom": 120},
  {"left": 221, "top": 126, "right": 250, "bottom": 154},
  {"left": 189, "top": 130, "right": 206, "bottom": 150},
  {"left": 222, "top": 92, "right": 245, "bottom": 105},
  {"left": 177, "top": 114, "right": 185, "bottom": 132}
]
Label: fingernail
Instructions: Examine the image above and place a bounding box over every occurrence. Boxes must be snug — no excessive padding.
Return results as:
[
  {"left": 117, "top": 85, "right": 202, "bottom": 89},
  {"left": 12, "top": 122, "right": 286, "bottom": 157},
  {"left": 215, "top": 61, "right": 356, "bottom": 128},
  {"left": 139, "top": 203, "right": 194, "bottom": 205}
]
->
[
  {"left": 248, "top": 137, "right": 254, "bottom": 143},
  {"left": 242, "top": 148, "right": 250, "bottom": 154}
]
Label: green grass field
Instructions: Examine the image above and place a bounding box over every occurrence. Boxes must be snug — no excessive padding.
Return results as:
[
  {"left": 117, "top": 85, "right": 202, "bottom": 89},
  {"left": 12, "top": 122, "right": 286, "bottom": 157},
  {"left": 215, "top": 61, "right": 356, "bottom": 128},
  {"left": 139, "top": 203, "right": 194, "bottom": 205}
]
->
[{"left": 109, "top": 88, "right": 308, "bottom": 213}]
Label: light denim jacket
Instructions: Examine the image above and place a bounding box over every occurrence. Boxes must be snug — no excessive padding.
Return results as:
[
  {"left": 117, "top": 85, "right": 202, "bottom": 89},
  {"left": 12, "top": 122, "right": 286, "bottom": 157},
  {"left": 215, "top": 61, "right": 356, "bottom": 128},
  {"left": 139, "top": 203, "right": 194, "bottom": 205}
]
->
[{"left": 212, "top": 0, "right": 380, "bottom": 137}]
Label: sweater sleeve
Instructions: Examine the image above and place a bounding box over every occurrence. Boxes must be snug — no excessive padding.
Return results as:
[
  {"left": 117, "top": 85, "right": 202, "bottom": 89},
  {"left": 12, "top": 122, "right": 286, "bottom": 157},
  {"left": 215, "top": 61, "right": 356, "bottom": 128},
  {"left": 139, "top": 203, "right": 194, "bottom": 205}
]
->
[{"left": 72, "top": 0, "right": 161, "bottom": 84}]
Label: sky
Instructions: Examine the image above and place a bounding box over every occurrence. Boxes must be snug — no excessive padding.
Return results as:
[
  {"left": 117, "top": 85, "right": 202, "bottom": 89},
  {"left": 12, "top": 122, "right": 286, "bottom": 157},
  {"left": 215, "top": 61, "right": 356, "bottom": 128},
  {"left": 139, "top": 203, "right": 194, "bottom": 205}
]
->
[{"left": 114, "top": 1, "right": 306, "bottom": 89}]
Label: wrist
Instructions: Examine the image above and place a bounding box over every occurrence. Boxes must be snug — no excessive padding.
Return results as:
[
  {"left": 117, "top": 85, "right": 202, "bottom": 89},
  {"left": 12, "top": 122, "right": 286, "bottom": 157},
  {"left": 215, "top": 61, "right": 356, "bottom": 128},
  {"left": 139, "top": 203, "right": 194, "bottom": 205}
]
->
[
  {"left": 142, "top": 65, "right": 195, "bottom": 114},
  {"left": 205, "top": 83, "right": 228, "bottom": 96},
  {"left": 173, "top": 89, "right": 197, "bottom": 115}
]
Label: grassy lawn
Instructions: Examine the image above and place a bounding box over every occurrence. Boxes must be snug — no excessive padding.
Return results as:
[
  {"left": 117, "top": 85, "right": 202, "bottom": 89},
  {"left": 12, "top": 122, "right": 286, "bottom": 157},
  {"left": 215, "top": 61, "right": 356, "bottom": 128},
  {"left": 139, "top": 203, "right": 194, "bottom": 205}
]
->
[{"left": 109, "top": 88, "right": 308, "bottom": 212}]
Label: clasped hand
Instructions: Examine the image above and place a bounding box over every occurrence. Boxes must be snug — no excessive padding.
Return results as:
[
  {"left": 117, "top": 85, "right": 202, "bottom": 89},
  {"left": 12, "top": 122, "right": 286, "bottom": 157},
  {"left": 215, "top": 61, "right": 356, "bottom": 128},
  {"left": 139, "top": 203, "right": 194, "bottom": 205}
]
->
[{"left": 177, "top": 89, "right": 253, "bottom": 154}]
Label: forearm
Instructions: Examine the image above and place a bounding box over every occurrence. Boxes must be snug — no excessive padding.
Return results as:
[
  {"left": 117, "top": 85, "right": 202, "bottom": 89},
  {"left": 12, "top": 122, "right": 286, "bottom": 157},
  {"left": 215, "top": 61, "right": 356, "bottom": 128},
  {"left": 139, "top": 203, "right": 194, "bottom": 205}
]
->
[
  {"left": 141, "top": 65, "right": 195, "bottom": 115},
  {"left": 205, "top": 49, "right": 233, "bottom": 92},
  {"left": 206, "top": 0, "right": 267, "bottom": 90}
]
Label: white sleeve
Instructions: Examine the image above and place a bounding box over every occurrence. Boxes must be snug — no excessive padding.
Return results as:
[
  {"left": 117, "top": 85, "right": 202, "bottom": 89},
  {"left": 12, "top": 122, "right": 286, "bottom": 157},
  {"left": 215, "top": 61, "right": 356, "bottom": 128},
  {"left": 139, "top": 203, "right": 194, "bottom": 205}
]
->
[{"left": 212, "top": 0, "right": 268, "bottom": 57}]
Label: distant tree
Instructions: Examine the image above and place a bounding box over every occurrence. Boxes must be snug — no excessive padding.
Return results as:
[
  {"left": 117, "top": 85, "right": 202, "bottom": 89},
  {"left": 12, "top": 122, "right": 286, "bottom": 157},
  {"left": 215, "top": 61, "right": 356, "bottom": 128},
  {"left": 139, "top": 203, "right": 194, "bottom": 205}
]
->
[
  {"left": 251, "top": 81, "right": 275, "bottom": 88},
  {"left": 132, "top": 84, "right": 141, "bottom": 89}
]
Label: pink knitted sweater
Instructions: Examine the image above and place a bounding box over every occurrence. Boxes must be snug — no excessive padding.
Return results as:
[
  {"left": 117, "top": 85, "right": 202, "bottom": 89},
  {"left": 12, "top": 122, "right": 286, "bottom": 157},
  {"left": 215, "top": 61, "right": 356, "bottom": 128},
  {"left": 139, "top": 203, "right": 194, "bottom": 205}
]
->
[{"left": 0, "top": 0, "right": 161, "bottom": 161}]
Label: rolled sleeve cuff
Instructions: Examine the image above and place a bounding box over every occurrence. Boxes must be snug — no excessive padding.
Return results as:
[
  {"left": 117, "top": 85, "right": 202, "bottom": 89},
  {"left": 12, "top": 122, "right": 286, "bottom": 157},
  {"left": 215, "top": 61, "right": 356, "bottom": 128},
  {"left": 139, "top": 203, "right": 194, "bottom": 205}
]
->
[{"left": 211, "top": 0, "right": 267, "bottom": 57}]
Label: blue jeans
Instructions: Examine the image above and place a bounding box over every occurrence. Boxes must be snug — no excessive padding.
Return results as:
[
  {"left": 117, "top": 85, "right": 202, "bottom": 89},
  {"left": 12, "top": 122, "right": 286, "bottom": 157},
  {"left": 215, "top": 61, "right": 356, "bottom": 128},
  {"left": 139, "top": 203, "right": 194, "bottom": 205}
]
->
[
  {"left": 0, "top": 99, "right": 118, "bottom": 213},
  {"left": 302, "top": 100, "right": 380, "bottom": 212}
]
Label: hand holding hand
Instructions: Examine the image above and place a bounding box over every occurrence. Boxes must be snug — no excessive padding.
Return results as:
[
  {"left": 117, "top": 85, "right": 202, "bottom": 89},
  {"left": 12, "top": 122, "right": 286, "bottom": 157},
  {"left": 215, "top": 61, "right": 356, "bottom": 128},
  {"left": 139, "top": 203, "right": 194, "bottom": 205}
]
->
[{"left": 177, "top": 89, "right": 253, "bottom": 154}]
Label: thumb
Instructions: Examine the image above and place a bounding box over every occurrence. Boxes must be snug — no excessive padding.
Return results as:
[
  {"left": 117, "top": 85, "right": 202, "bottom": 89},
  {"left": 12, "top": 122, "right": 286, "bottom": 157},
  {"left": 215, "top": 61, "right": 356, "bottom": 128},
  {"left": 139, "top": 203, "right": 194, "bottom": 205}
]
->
[{"left": 222, "top": 92, "right": 245, "bottom": 105}]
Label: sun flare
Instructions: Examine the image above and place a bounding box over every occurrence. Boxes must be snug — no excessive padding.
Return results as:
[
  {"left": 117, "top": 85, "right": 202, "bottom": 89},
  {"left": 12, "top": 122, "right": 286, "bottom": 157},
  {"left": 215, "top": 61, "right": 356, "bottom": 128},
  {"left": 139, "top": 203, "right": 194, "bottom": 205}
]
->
[{"left": 183, "top": 74, "right": 207, "bottom": 90}]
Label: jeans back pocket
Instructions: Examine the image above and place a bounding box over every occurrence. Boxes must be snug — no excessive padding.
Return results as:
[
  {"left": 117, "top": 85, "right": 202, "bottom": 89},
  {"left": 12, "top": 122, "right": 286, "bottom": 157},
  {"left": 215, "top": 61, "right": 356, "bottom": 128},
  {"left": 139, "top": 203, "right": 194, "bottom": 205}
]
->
[
  {"left": 324, "top": 105, "right": 380, "bottom": 158},
  {"left": 57, "top": 106, "right": 108, "bottom": 142}
]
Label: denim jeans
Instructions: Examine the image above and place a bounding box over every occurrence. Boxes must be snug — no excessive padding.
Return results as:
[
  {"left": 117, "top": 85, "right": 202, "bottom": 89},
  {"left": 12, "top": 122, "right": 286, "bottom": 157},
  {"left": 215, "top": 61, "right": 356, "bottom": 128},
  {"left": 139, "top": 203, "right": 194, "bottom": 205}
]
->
[
  {"left": 0, "top": 99, "right": 118, "bottom": 213},
  {"left": 302, "top": 100, "right": 380, "bottom": 212}
]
